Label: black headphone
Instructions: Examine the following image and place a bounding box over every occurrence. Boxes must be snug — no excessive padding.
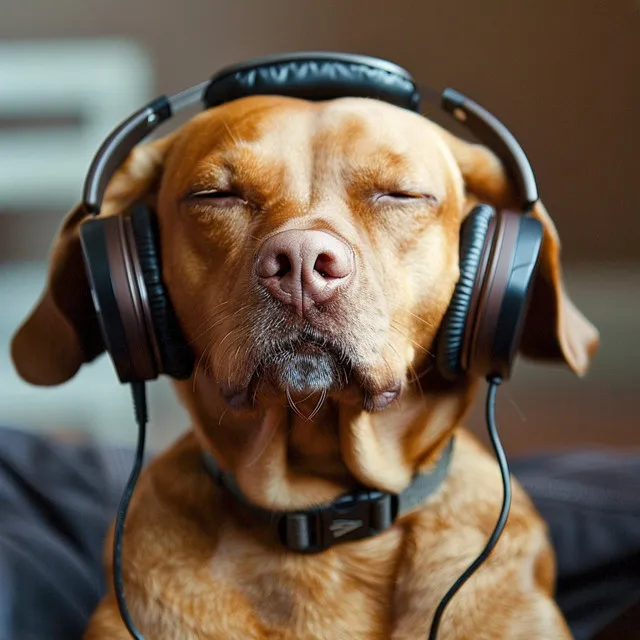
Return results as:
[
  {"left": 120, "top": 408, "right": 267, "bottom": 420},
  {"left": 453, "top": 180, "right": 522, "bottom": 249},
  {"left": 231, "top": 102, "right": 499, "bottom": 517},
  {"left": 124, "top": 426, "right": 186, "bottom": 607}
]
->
[{"left": 78, "top": 52, "right": 543, "bottom": 387}]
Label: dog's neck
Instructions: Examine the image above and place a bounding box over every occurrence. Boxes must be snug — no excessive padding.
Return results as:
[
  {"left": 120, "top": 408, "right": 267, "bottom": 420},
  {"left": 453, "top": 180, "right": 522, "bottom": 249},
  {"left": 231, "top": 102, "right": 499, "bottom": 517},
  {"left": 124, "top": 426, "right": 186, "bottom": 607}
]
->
[
  {"left": 176, "top": 376, "right": 475, "bottom": 512},
  {"left": 202, "top": 436, "right": 455, "bottom": 553}
]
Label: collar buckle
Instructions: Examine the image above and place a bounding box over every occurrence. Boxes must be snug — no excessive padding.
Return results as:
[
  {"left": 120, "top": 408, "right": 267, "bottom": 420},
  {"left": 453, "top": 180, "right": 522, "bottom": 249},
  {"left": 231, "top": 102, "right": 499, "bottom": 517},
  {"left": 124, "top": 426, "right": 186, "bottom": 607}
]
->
[{"left": 279, "top": 489, "right": 399, "bottom": 553}]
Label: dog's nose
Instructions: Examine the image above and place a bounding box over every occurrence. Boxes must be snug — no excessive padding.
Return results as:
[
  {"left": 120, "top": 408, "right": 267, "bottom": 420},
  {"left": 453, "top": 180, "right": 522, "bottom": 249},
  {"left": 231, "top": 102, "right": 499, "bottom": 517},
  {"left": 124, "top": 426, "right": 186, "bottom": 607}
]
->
[{"left": 256, "top": 230, "right": 354, "bottom": 314}]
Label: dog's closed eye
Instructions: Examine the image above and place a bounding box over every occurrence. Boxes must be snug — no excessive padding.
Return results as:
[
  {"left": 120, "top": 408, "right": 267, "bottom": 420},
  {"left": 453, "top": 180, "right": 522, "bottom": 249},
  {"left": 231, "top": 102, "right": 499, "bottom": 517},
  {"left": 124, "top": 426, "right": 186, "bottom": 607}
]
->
[
  {"left": 189, "top": 190, "right": 248, "bottom": 207},
  {"left": 374, "top": 192, "right": 439, "bottom": 206}
]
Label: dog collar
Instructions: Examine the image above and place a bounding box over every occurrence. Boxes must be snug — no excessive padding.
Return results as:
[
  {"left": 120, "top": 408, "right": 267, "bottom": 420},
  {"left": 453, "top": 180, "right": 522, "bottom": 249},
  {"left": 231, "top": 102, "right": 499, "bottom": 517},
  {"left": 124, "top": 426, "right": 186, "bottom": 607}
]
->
[{"left": 202, "top": 438, "right": 454, "bottom": 553}]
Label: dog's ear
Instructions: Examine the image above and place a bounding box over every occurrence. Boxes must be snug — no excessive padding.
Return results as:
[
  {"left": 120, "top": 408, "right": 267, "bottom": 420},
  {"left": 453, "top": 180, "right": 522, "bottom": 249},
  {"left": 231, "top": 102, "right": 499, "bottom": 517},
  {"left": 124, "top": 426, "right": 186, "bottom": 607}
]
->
[
  {"left": 11, "top": 136, "right": 175, "bottom": 386},
  {"left": 436, "top": 126, "right": 599, "bottom": 375}
]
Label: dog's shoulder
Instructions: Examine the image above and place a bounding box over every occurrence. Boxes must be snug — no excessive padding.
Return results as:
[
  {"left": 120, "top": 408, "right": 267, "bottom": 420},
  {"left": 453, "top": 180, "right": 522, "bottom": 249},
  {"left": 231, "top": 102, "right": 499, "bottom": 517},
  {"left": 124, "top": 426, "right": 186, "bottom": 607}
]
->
[
  {"left": 412, "top": 429, "right": 555, "bottom": 582},
  {"left": 126, "top": 431, "right": 224, "bottom": 536},
  {"left": 388, "top": 429, "right": 563, "bottom": 638}
]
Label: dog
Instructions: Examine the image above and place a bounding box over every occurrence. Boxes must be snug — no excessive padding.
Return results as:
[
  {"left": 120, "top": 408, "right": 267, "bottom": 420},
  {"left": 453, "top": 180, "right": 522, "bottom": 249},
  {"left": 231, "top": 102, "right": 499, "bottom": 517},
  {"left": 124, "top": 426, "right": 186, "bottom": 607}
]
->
[{"left": 12, "top": 94, "right": 598, "bottom": 639}]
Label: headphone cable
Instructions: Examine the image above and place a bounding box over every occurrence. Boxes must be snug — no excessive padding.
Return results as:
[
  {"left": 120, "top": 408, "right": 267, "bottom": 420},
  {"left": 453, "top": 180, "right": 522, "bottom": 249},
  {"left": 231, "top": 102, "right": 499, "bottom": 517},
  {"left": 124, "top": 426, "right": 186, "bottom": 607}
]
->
[
  {"left": 427, "top": 376, "right": 511, "bottom": 640},
  {"left": 113, "top": 381, "right": 148, "bottom": 640}
]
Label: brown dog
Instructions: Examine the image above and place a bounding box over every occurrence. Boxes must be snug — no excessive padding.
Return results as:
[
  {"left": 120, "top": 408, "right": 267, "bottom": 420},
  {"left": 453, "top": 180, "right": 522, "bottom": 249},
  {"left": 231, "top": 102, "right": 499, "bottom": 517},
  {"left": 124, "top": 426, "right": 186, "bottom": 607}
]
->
[{"left": 12, "top": 95, "right": 598, "bottom": 639}]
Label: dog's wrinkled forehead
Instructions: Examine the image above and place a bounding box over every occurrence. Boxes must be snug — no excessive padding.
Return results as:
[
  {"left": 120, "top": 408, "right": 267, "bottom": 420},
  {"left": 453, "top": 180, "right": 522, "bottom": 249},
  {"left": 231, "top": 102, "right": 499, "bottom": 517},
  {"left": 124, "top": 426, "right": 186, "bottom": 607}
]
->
[{"left": 164, "top": 96, "right": 458, "bottom": 204}]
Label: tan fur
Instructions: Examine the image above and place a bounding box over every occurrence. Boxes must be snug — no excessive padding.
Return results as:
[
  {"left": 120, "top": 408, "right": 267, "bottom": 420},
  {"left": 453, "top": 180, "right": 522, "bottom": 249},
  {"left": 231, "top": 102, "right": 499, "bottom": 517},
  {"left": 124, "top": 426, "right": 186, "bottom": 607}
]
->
[{"left": 12, "top": 95, "right": 598, "bottom": 639}]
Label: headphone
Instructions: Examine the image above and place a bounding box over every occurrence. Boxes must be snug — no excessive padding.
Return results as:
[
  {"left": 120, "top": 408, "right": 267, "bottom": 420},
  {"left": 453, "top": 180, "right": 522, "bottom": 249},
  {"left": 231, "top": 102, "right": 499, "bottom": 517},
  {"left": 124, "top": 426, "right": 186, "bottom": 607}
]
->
[
  {"left": 78, "top": 52, "right": 543, "bottom": 388},
  {"left": 75, "top": 52, "right": 543, "bottom": 640}
]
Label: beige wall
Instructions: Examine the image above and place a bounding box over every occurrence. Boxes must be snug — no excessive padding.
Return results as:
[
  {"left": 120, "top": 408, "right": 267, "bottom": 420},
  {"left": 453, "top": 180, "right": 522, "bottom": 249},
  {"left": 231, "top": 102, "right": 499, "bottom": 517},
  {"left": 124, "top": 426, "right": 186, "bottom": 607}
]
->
[{"left": 1, "top": 0, "right": 638, "bottom": 263}]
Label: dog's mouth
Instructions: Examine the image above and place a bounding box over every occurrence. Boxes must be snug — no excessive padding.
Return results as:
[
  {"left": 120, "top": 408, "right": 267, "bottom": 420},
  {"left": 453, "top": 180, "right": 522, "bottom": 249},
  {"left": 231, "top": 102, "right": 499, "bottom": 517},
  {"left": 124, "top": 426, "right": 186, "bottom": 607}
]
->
[
  {"left": 261, "top": 332, "right": 349, "bottom": 394},
  {"left": 219, "top": 330, "right": 401, "bottom": 413},
  {"left": 221, "top": 331, "right": 347, "bottom": 408}
]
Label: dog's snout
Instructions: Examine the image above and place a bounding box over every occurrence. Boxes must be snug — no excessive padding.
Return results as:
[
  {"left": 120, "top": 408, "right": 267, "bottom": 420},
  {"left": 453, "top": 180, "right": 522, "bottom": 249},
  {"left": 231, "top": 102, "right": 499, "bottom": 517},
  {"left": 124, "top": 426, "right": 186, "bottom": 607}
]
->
[{"left": 256, "top": 230, "right": 354, "bottom": 314}]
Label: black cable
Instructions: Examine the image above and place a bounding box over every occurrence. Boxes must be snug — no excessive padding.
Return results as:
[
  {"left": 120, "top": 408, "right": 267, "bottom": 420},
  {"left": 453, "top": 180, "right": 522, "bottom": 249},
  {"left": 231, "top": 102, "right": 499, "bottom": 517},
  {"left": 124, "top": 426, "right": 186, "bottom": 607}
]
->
[
  {"left": 427, "top": 376, "right": 511, "bottom": 640},
  {"left": 113, "top": 381, "right": 148, "bottom": 640}
]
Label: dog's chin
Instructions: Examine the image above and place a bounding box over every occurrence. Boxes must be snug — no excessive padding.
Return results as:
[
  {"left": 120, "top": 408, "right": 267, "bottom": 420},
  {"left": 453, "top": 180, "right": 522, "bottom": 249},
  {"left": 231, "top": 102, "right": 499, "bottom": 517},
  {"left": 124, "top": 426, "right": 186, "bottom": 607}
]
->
[
  {"left": 267, "top": 350, "right": 342, "bottom": 395},
  {"left": 220, "top": 350, "right": 341, "bottom": 411},
  {"left": 220, "top": 342, "right": 401, "bottom": 414}
]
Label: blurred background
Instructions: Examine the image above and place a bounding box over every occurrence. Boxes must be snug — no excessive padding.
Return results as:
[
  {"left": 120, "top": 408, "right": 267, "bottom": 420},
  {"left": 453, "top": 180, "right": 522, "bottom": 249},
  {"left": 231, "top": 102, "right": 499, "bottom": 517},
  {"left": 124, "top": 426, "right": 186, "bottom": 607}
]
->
[{"left": 0, "top": 0, "right": 637, "bottom": 453}]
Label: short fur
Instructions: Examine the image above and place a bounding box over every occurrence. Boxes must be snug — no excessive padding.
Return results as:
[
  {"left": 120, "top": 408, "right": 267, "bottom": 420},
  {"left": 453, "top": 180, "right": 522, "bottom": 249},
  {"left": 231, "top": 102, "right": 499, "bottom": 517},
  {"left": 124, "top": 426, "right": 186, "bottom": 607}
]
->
[{"left": 12, "top": 96, "right": 598, "bottom": 639}]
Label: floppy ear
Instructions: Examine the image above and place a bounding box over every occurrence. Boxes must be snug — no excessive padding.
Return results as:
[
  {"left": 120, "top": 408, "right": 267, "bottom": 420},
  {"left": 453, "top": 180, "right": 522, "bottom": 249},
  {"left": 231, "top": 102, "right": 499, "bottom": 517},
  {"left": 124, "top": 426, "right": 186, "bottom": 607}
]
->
[
  {"left": 436, "top": 126, "right": 599, "bottom": 376},
  {"left": 11, "top": 136, "right": 175, "bottom": 386}
]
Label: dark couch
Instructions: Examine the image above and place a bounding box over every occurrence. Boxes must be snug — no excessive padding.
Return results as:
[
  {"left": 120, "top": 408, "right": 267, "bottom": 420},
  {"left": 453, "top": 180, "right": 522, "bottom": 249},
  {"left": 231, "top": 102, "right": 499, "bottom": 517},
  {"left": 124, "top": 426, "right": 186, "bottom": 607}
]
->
[{"left": 1, "top": 426, "right": 638, "bottom": 640}]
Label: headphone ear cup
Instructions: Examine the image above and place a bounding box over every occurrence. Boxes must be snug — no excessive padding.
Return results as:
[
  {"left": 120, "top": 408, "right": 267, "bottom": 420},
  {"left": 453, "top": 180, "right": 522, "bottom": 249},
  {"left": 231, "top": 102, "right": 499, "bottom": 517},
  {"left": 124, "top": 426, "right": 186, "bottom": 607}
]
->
[
  {"left": 437, "top": 205, "right": 495, "bottom": 380},
  {"left": 79, "top": 214, "right": 159, "bottom": 383},
  {"left": 130, "top": 206, "right": 194, "bottom": 379},
  {"left": 466, "top": 211, "right": 543, "bottom": 381}
]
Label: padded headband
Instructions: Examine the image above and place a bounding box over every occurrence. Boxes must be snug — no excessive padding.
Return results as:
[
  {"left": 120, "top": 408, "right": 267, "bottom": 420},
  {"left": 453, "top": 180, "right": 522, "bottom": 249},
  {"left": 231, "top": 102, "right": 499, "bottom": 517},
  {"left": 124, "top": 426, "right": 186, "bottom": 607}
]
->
[
  {"left": 202, "top": 52, "right": 419, "bottom": 110},
  {"left": 82, "top": 52, "right": 538, "bottom": 214}
]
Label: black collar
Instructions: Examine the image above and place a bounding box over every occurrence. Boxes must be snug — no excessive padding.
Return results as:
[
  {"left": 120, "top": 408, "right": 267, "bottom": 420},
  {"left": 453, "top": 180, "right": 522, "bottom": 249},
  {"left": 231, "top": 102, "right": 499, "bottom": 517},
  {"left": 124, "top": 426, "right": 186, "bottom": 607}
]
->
[{"left": 202, "top": 438, "right": 454, "bottom": 554}]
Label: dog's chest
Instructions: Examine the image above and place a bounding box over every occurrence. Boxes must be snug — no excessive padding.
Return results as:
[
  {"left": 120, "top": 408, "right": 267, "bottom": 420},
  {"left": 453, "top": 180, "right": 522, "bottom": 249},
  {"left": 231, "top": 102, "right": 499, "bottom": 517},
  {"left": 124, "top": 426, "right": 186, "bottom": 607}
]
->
[{"left": 127, "top": 505, "right": 402, "bottom": 640}]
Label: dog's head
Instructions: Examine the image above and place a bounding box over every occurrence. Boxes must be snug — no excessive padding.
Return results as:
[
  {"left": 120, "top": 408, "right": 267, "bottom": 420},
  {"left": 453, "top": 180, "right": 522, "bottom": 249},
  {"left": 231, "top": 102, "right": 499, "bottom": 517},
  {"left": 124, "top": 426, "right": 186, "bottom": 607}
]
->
[{"left": 12, "top": 96, "right": 598, "bottom": 502}]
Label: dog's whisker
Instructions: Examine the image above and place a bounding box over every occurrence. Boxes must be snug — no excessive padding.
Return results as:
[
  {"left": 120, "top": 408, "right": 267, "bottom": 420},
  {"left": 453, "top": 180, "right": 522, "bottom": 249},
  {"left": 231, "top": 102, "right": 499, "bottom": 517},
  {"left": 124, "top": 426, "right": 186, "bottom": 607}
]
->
[
  {"left": 397, "top": 307, "right": 437, "bottom": 330},
  {"left": 229, "top": 332, "right": 254, "bottom": 385},
  {"left": 407, "top": 363, "right": 427, "bottom": 399},
  {"left": 379, "top": 354, "right": 396, "bottom": 385},
  {"left": 386, "top": 337, "right": 426, "bottom": 400},
  {"left": 192, "top": 338, "right": 215, "bottom": 392},
  {"left": 390, "top": 321, "right": 435, "bottom": 358},
  {"left": 213, "top": 328, "right": 240, "bottom": 364},
  {"left": 189, "top": 312, "right": 233, "bottom": 346},
  {"left": 227, "top": 330, "right": 256, "bottom": 389},
  {"left": 189, "top": 300, "right": 231, "bottom": 333},
  {"left": 244, "top": 418, "right": 279, "bottom": 468},
  {"left": 251, "top": 375, "right": 262, "bottom": 407},
  {"left": 416, "top": 364, "right": 434, "bottom": 379},
  {"left": 231, "top": 303, "right": 255, "bottom": 318},
  {"left": 285, "top": 387, "right": 308, "bottom": 421},
  {"left": 391, "top": 317, "right": 436, "bottom": 354},
  {"left": 308, "top": 388, "right": 327, "bottom": 421},
  {"left": 222, "top": 332, "right": 244, "bottom": 383},
  {"left": 233, "top": 342, "right": 243, "bottom": 370},
  {"left": 189, "top": 303, "right": 255, "bottom": 346},
  {"left": 295, "top": 390, "right": 317, "bottom": 404},
  {"left": 190, "top": 300, "right": 229, "bottom": 328}
]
